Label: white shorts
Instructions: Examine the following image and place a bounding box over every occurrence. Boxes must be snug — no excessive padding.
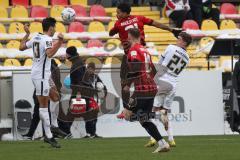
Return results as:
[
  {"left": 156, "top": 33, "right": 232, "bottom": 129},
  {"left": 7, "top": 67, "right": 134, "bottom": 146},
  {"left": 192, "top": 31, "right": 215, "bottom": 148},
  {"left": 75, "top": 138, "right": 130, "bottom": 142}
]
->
[
  {"left": 32, "top": 79, "right": 50, "bottom": 96},
  {"left": 153, "top": 90, "right": 175, "bottom": 110}
]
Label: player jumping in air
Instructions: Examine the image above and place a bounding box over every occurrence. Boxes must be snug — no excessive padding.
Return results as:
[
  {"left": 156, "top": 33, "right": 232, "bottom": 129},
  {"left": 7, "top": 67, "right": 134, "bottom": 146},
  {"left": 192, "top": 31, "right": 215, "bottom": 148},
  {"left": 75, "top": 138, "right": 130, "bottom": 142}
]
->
[
  {"left": 146, "top": 32, "right": 192, "bottom": 148},
  {"left": 123, "top": 28, "right": 170, "bottom": 153},
  {"left": 109, "top": 2, "right": 181, "bottom": 116},
  {"left": 111, "top": 3, "right": 182, "bottom": 146},
  {"left": 19, "top": 17, "right": 63, "bottom": 148}
]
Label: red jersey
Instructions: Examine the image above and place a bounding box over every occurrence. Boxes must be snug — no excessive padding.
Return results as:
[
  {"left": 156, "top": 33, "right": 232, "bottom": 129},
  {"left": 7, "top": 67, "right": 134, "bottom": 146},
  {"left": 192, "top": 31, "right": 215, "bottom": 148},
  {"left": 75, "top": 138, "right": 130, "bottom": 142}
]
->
[
  {"left": 110, "top": 15, "right": 153, "bottom": 53},
  {"left": 127, "top": 43, "right": 157, "bottom": 95}
]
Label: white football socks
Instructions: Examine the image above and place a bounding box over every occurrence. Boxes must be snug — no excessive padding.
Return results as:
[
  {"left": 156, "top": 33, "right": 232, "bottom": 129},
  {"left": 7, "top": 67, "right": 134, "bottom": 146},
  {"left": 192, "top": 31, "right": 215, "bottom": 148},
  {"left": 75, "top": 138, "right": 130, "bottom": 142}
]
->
[
  {"left": 150, "top": 112, "right": 174, "bottom": 142},
  {"left": 167, "top": 121, "right": 174, "bottom": 142},
  {"left": 50, "top": 101, "right": 59, "bottom": 128},
  {"left": 158, "top": 139, "right": 168, "bottom": 148},
  {"left": 39, "top": 107, "right": 53, "bottom": 139}
]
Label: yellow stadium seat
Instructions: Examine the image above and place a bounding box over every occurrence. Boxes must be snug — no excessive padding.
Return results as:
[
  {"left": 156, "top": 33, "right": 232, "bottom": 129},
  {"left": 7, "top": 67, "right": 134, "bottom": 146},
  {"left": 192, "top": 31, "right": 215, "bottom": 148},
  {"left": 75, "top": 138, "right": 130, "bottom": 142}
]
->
[
  {"left": 199, "top": 37, "right": 214, "bottom": 49},
  {"left": 24, "top": 58, "right": 33, "bottom": 66},
  {"left": 88, "top": 21, "right": 105, "bottom": 32},
  {"left": 220, "top": 20, "right": 237, "bottom": 30},
  {"left": 0, "top": 23, "right": 6, "bottom": 33},
  {"left": 10, "top": 5, "right": 28, "bottom": 18},
  {"left": 67, "top": 40, "right": 84, "bottom": 48},
  {"left": 0, "top": 0, "right": 9, "bottom": 8},
  {"left": 85, "top": 57, "right": 102, "bottom": 65},
  {"left": 6, "top": 40, "right": 20, "bottom": 49},
  {"left": 151, "top": 56, "right": 159, "bottom": 63},
  {"left": 8, "top": 22, "right": 24, "bottom": 34},
  {"left": 108, "top": 21, "right": 115, "bottom": 32},
  {"left": 31, "top": 0, "right": 48, "bottom": 7},
  {"left": 50, "top": 5, "right": 64, "bottom": 18},
  {"left": 104, "top": 57, "right": 121, "bottom": 64},
  {"left": 107, "top": 39, "right": 121, "bottom": 46},
  {"left": 54, "top": 58, "right": 61, "bottom": 65},
  {"left": 56, "top": 22, "right": 66, "bottom": 33},
  {"left": 30, "top": 22, "right": 43, "bottom": 33},
  {"left": 201, "top": 20, "right": 218, "bottom": 31},
  {"left": 0, "top": 7, "right": 8, "bottom": 18},
  {"left": 70, "top": 0, "right": 87, "bottom": 6},
  {"left": 106, "top": 39, "right": 121, "bottom": 50},
  {"left": 4, "top": 59, "right": 21, "bottom": 67},
  {"left": 0, "top": 43, "right": 3, "bottom": 48}
]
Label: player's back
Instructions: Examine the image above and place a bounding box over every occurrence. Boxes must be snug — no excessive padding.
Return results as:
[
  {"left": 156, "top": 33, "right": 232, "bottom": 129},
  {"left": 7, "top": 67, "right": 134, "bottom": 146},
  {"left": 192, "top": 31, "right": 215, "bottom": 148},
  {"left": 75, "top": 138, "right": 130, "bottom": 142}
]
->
[
  {"left": 128, "top": 43, "right": 157, "bottom": 97},
  {"left": 28, "top": 33, "right": 53, "bottom": 80},
  {"left": 159, "top": 45, "right": 189, "bottom": 86}
]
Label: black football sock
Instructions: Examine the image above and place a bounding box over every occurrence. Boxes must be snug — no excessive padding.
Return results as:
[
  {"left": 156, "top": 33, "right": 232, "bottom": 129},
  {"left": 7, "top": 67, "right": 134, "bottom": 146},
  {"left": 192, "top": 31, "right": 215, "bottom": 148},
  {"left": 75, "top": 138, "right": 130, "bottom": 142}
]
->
[{"left": 141, "top": 121, "right": 163, "bottom": 141}]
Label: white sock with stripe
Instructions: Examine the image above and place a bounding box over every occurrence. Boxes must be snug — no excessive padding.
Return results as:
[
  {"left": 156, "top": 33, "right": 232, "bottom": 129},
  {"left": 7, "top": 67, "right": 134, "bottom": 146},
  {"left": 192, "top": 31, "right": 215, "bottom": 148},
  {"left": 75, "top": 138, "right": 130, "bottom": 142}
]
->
[
  {"left": 50, "top": 101, "right": 59, "bottom": 128},
  {"left": 39, "top": 107, "right": 53, "bottom": 139}
]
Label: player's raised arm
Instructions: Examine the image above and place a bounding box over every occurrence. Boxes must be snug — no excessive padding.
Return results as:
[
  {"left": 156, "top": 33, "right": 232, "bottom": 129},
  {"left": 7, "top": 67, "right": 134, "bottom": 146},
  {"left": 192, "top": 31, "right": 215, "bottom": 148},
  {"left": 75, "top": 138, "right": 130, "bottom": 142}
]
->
[
  {"left": 151, "top": 20, "right": 182, "bottom": 38},
  {"left": 19, "top": 23, "right": 30, "bottom": 51},
  {"left": 46, "top": 33, "right": 64, "bottom": 58}
]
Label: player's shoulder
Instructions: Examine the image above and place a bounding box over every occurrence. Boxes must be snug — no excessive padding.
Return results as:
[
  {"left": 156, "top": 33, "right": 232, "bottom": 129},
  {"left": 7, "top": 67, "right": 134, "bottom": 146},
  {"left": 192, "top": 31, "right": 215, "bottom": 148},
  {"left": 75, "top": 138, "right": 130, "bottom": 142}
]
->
[
  {"left": 134, "top": 15, "right": 144, "bottom": 19},
  {"left": 166, "top": 44, "right": 176, "bottom": 51}
]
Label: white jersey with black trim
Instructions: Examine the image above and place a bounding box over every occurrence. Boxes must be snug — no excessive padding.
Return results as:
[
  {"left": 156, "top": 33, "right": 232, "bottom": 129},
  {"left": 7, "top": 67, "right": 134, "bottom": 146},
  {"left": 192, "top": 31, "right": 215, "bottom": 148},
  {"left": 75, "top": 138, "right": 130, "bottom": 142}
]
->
[
  {"left": 26, "top": 33, "right": 53, "bottom": 80},
  {"left": 158, "top": 44, "right": 189, "bottom": 88}
]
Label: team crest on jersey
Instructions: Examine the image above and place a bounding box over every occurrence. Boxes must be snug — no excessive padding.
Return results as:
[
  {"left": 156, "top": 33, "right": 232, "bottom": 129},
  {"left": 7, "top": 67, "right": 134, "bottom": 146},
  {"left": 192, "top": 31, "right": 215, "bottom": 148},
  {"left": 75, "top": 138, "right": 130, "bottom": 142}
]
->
[
  {"left": 130, "top": 51, "right": 137, "bottom": 57},
  {"left": 46, "top": 41, "right": 52, "bottom": 48},
  {"left": 44, "top": 89, "right": 49, "bottom": 94}
]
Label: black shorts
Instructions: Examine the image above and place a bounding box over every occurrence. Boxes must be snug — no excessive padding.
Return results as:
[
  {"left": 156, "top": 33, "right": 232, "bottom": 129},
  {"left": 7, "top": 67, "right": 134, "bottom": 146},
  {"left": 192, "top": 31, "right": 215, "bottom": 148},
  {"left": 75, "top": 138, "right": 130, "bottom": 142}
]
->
[{"left": 130, "top": 98, "right": 154, "bottom": 121}]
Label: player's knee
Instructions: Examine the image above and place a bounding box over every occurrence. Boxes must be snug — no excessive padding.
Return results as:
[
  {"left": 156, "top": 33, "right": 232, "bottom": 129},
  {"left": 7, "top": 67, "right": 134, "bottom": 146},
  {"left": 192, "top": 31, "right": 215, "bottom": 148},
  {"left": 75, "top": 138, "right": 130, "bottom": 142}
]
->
[{"left": 50, "top": 93, "right": 60, "bottom": 102}]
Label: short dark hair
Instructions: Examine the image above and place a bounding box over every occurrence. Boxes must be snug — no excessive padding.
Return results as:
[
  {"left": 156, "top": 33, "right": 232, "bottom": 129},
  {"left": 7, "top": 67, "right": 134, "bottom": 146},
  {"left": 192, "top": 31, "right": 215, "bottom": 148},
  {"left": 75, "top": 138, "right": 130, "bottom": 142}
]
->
[
  {"left": 66, "top": 46, "right": 78, "bottom": 57},
  {"left": 117, "top": 3, "right": 131, "bottom": 14},
  {"left": 179, "top": 32, "right": 192, "bottom": 47},
  {"left": 87, "top": 62, "right": 96, "bottom": 70},
  {"left": 128, "top": 28, "right": 140, "bottom": 39},
  {"left": 42, "top": 17, "right": 57, "bottom": 32}
]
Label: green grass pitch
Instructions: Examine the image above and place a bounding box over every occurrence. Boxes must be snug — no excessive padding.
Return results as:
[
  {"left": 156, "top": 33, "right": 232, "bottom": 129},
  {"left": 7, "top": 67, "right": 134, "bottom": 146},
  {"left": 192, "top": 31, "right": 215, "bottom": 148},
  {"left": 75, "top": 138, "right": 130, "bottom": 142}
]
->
[{"left": 0, "top": 135, "right": 240, "bottom": 160}]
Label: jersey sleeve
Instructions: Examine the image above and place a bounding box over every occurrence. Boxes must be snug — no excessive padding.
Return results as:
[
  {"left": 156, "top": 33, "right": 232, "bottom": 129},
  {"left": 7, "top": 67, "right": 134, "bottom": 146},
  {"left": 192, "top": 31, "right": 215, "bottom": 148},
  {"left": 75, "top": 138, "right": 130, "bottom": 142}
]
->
[
  {"left": 25, "top": 37, "right": 34, "bottom": 49},
  {"left": 45, "top": 37, "right": 53, "bottom": 51},
  {"left": 110, "top": 22, "right": 119, "bottom": 34},
  {"left": 139, "top": 16, "right": 153, "bottom": 25}
]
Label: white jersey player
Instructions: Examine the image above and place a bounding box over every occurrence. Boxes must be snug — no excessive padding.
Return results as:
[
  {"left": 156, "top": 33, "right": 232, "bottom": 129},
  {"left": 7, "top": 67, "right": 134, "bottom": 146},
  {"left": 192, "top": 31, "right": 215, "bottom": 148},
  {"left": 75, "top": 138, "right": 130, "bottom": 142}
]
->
[
  {"left": 145, "top": 32, "right": 192, "bottom": 148},
  {"left": 27, "top": 33, "right": 54, "bottom": 96},
  {"left": 19, "top": 17, "right": 63, "bottom": 148}
]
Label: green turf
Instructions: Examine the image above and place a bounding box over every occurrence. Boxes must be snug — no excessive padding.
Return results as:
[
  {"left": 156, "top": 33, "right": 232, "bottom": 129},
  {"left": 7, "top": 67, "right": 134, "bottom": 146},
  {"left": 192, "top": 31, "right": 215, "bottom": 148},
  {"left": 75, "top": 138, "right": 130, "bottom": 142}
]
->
[{"left": 0, "top": 136, "right": 240, "bottom": 160}]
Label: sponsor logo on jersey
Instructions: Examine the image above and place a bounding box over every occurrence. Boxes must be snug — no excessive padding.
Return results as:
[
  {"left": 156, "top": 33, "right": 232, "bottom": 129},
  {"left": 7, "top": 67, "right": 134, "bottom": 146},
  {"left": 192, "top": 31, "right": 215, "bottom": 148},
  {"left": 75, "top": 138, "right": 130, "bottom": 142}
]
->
[
  {"left": 46, "top": 41, "right": 52, "bottom": 48},
  {"left": 44, "top": 89, "right": 49, "bottom": 94}
]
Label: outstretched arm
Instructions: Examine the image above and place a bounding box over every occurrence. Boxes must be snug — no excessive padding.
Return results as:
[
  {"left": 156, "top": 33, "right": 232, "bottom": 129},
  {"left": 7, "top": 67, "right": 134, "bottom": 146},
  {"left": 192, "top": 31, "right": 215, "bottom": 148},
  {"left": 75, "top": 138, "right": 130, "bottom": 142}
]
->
[
  {"left": 151, "top": 20, "right": 173, "bottom": 32},
  {"left": 151, "top": 20, "right": 182, "bottom": 37},
  {"left": 19, "top": 23, "right": 30, "bottom": 51}
]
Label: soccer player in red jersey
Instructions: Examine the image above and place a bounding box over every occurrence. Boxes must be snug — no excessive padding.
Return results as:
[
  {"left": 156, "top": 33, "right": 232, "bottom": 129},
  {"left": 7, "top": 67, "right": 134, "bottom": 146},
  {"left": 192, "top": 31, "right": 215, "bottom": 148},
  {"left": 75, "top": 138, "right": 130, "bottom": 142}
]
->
[
  {"left": 121, "top": 28, "right": 170, "bottom": 153},
  {"left": 109, "top": 3, "right": 181, "bottom": 110}
]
